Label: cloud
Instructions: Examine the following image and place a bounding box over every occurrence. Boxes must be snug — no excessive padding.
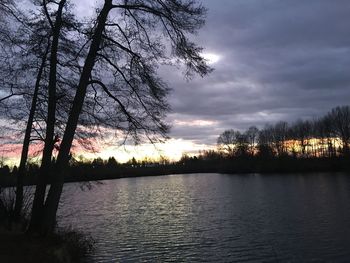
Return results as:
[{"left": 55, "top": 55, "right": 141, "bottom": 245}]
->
[{"left": 157, "top": 0, "right": 350, "bottom": 146}]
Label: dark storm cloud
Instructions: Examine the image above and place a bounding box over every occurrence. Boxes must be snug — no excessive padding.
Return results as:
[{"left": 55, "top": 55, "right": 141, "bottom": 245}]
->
[{"left": 161, "top": 0, "right": 350, "bottom": 144}]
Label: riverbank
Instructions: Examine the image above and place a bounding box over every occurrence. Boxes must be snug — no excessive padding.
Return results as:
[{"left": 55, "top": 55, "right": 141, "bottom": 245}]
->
[{"left": 0, "top": 226, "right": 93, "bottom": 263}]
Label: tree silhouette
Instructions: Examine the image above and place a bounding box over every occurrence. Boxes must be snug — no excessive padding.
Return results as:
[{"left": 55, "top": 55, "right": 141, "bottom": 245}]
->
[
  {"left": 245, "top": 126, "right": 259, "bottom": 156},
  {"left": 327, "top": 106, "right": 350, "bottom": 155},
  {"left": 25, "top": 0, "right": 212, "bottom": 234},
  {"left": 217, "top": 129, "right": 237, "bottom": 157}
]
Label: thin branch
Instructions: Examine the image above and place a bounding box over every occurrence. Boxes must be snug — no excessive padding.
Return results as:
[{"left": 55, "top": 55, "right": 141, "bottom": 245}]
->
[
  {"left": 87, "top": 79, "right": 144, "bottom": 131},
  {"left": 43, "top": 0, "right": 54, "bottom": 29}
]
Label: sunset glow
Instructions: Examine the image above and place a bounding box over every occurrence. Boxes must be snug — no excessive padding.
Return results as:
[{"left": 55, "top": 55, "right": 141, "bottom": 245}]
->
[{"left": 80, "top": 138, "right": 214, "bottom": 163}]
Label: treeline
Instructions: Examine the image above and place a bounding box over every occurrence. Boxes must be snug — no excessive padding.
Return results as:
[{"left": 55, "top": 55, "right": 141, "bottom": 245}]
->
[
  {"left": 217, "top": 105, "right": 350, "bottom": 158},
  {"left": 1, "top": 104, "right": 349, "bottom": 188}
]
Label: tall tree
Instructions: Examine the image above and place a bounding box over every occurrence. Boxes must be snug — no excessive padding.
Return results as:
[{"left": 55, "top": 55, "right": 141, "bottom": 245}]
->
[
  {"left": 0, "top": 0, "right": 50, "bottom": 219},
  {"left": 245, "top": 126, "right": 259, "bottom": 156},
  {"left": 28, "top": 0, "right": 211, "bottom": 234},
  {"left": 13, "top": 41, "right": 50, "bottom": 219},
  {"left": 28, "top": 0, "right": 68, "bottom": 232},
  {"left": 290, "top": 119, "right": 312, "bottom": 157},
  {"left": 234, "top": 131, "right": 249, "bottom": 157},
  {"left": 272, "top": 121, "right": 289, "bottom": 156},
  {"left": 217, "top": 129, "right": 237, "bottom": 157},
  {"left": 328, "top": 106, "right": 350, "bottom": 155},
  {"left": 257, "top": 125, "right": 275, "bottom": 158}
]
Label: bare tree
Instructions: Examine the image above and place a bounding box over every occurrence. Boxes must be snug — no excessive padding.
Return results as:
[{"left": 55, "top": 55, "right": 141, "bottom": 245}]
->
[
  {"left": 28, "top": 0, "right": 72, "bottom": 232},
  {"left": 217, "top": 129, "right": 237, "bottom": 157},
  {"left": 13, "top": 42, "right": 51, "bottom": 220},
  {"left": 272, "top": 121, "right": 288, "bottom": 156},
  {"left": 327, "top": 106, "right": 350, "bottom": 155},
  {"left": 27, "top": 0, "right": 211, "bottom": 234},
  {"left": 234, "top": 131, "right": 249, "bottom": 157},
  {"left": 0, "top": 0, "right": 48, "bottom": 219},
  {"left": 290, "top": 119, "right": 312, "bottom": 157},
  {"left": 245, "top": 126, "right": 259, "bottom": 156},
  {"left": 257, "top": 125, "right": 275, "bottom": 158}
]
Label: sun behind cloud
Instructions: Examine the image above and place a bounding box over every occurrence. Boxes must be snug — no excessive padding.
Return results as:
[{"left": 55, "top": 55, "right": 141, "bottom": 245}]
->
[{"left": 202, "top": 52, "right": 221, "bottom": 64}]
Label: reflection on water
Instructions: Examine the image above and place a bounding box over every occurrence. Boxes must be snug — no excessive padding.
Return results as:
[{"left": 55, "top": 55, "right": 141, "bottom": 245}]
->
[{"left": 58, "top": 173, "right": 350, "bottom": 262}]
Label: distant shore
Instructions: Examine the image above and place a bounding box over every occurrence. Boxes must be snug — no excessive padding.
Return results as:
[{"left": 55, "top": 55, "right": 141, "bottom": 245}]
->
[{"left": 1, "top": 156, "right": 349, "bottom": 187}]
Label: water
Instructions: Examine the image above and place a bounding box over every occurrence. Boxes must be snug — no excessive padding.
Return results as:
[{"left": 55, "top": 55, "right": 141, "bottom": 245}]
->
[{"left": 58, "top": 173, "right": 350, "bottom": 262}]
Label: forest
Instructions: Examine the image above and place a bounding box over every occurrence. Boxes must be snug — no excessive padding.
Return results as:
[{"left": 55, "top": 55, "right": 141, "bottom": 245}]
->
[{"left": 216, "top": 105, "right": 350, "bottom": 159}]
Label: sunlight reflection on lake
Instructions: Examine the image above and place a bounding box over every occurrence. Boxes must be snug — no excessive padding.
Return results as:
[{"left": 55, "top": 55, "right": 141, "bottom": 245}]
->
[{"left": 58, "top": 173, "right": 350, "bottom": 262}]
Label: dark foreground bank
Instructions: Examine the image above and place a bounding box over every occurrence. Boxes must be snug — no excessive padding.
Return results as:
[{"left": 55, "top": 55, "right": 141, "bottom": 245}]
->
[{"left": 0, "top": 225, "right": 93, "bottom": 263}]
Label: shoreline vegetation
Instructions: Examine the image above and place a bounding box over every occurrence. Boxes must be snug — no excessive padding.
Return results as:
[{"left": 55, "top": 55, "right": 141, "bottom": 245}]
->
[
  {"left": 2, "top": 104, "right": 350, "bottom": 187},
  {"left": 0, "top": 226, "right": 93, "bottom": 263},
  {"left": 0, "top": 187, "right": 93, "bottom": 263},
  {"left": 1, "top": 155, "right": 349, "bottom": 187}
]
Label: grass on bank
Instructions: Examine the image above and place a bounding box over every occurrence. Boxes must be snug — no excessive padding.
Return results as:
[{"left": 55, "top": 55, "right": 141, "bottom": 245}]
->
[{"left": 0, "top": 187, "right": 94, "bottom": 263}]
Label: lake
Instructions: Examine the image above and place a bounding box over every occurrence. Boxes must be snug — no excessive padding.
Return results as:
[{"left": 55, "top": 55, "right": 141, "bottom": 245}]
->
[{"left": 58, "top": 173, "right": 350, "bottom": 262}]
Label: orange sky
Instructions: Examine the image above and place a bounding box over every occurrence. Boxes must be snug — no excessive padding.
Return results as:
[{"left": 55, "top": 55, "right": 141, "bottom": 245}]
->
[{"left": 0, "top": 138, "right": 214, "bottom": 166}]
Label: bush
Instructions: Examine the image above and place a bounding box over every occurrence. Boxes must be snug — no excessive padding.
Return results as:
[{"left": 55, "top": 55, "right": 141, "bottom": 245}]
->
[
  {"left": 48, "top": 228, "right": 95, "bottom": 263},
  {"left": 0, "top": 186, "right": 33, "bottom": 230}
]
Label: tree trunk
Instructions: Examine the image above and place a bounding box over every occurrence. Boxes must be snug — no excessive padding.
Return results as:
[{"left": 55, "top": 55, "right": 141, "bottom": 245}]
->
[
  {"left": 28, "top": 0, "right": 66, "bottom": 234},
  {"left": 13, "top": 42, "right": 50, "bottom": 220},
  {"left": 41, "top": 0, "right": 112, "bottom": 234}
]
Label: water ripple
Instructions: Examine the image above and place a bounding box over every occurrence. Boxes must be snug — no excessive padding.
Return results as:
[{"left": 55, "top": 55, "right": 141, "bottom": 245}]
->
[{"left": 57, "top": 173, "right": 350, "bottom": 262}]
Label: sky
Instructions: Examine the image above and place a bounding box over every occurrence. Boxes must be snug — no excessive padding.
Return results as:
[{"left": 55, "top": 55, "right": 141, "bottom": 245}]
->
[
  {"left": 2, "top": 0, "right": 350, "bottom": 163},
  {"left": 80, "top": 0, "right": 350, "bottom": 161},
  {"left": 165, "top": 0, "right": 350, "bottom": 144}
]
